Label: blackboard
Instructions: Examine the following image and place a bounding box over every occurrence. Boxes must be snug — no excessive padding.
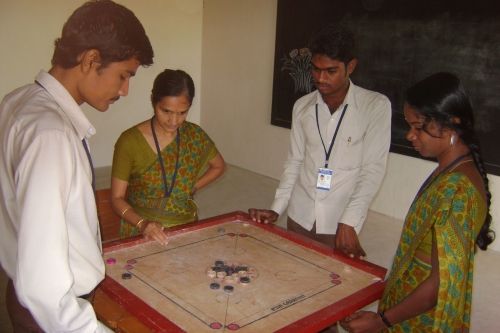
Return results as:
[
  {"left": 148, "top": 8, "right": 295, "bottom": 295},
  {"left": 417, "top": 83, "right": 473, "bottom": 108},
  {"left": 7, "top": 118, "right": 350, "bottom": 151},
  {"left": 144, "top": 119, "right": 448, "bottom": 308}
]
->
[{"left": 271, "top": 0, "right": 500, "bottom": 175}]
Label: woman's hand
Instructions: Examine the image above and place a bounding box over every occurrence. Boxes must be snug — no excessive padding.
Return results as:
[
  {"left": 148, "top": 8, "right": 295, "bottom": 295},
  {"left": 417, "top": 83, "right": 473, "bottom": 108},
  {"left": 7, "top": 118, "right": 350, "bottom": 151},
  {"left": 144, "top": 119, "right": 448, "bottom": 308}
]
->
[
  {"left": 340, "top": 311, "right": 385, "bottom": 333},
  {"left": 142, "top": 221, "right": 169, "bottom": 246}
]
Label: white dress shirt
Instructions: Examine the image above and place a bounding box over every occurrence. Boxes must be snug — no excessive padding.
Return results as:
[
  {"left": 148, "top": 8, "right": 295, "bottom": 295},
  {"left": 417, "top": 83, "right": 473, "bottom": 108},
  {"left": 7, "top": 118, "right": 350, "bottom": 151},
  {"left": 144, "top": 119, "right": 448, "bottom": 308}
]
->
[
  {"left": 271, "top": 81, "right": 391, "bottom": 234},
  {"left": 0, "top": 71, "right": 111, "bottom": 332}
]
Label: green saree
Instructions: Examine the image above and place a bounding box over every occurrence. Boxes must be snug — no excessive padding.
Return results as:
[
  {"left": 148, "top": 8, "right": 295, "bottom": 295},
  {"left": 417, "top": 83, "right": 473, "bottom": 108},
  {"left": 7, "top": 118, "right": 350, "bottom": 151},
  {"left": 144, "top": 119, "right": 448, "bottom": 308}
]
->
[
  {"left": 379, "top": 172, "right": 486, "bottom": 332},
  {"left": 112, "top": 121, "right": 218, "bottom": 237}
]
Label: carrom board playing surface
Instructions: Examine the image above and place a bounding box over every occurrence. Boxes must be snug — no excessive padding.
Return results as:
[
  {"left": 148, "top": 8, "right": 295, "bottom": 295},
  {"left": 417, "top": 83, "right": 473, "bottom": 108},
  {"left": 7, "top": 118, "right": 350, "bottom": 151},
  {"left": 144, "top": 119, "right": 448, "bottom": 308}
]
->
[{"left": 99, "top": 211, "right": 386, "bottom": 332}]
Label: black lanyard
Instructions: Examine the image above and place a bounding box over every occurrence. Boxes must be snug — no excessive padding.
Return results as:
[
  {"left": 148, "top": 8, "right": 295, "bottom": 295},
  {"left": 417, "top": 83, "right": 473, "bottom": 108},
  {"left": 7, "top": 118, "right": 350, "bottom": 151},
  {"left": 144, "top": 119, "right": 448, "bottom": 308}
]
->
[
  {"left": 150, "top": 117, "right": 180, "bottom": 198},
  {"left": 315, "top": 103, "right": 348, "bottom": 168},
  {"left": 81, "top": 139, "right": 95, "bottom": 191}
]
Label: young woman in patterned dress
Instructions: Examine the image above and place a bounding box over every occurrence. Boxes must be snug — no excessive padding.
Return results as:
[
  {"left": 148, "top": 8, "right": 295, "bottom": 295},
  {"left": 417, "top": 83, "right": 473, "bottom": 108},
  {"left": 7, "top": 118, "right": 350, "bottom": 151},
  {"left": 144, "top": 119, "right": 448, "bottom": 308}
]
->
[{"left": 341, "top": 72, "right": 494, "bottom": 332}]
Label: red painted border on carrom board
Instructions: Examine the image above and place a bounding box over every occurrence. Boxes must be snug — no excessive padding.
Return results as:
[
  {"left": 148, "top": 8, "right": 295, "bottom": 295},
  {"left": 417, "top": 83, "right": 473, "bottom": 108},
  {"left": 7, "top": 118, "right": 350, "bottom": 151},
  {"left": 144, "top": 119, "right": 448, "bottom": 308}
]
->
[{"left": 100, "top": 211, "right": 387, "bottom": 333}]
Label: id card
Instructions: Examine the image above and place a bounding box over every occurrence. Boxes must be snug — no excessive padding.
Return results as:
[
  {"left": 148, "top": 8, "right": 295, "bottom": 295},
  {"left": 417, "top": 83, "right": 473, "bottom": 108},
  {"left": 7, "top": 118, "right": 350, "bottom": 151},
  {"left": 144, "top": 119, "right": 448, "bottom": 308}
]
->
[{"left": 316, "top": 168, "right": 333, "bottom": 190}]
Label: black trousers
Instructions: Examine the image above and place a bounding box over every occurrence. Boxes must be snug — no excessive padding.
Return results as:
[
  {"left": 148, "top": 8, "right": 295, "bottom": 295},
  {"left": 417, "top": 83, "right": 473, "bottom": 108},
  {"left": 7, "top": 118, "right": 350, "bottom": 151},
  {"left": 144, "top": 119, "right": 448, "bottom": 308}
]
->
[
  {"left": 6, "top": 279, "right": 95, "bottom": 333},
  {"left": 6, "top": 279, "right": 44, "bottom": 333},
  {"left": 287, "top": 216, "right": 336, "bottom": 248}
]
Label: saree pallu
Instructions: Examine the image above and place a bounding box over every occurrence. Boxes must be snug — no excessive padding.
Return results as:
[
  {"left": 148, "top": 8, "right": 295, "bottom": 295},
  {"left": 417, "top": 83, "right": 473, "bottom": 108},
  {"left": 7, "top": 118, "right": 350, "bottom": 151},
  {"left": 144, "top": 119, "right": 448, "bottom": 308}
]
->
[
  {"left": 379, "top": 172, "right": 486, "bottom": 332},
  {"left": 380, "top": 257, "right": 435, "bottom": 332}
]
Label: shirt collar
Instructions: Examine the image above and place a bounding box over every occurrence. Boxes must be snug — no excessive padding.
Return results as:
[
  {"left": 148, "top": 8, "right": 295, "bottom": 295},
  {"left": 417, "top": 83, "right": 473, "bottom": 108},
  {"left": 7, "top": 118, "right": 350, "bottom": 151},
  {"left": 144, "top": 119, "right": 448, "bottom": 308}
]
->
[
  {"left": 315, "top": 79, "right": 354, "bottom": 113},
  {"left": 34, "top": 70, "right": 96, "bottom": 140}
]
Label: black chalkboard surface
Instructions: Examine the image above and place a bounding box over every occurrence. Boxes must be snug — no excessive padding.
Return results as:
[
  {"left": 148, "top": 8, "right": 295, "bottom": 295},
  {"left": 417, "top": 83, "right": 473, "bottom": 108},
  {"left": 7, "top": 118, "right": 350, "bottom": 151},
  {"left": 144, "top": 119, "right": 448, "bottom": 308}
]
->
[{"left": 271, "top": 0, "right": 500, "bottom": 175}]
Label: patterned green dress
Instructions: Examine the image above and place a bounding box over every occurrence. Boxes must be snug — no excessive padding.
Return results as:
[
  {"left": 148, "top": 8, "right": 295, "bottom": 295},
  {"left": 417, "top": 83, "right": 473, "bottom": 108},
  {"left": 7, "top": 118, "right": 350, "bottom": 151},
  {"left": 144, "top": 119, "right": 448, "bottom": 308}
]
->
[
  {"left": 379, "top": 172, "right": 486, "bottom": 332},
  {"left": 112, "top": 121, "right": 218, "bottom": 237}
]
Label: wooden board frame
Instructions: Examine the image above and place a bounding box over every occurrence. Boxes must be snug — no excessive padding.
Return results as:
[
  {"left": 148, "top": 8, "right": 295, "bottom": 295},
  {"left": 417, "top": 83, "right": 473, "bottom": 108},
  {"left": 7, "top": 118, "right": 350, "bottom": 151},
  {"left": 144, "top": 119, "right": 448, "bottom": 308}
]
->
[{"left": 96, "top": 211, "right": 386, "bottom": 332}]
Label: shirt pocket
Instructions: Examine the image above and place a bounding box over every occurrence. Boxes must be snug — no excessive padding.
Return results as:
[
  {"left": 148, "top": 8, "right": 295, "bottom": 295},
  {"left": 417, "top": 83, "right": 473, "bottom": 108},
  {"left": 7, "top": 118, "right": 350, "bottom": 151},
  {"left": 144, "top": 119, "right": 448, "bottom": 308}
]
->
[{"left": 333, "top": 132, "right": 363, "bottom": 170}]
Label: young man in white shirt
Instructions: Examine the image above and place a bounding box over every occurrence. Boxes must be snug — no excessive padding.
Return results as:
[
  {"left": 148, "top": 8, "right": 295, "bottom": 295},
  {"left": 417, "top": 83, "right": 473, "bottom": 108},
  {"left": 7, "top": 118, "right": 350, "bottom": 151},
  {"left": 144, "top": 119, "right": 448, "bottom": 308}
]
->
[
  {"left": 249, "top": 24, "right": 391, "bottom": 259},
  {"left": 0, "top": 1, "right": 154, "bottom": 331}
]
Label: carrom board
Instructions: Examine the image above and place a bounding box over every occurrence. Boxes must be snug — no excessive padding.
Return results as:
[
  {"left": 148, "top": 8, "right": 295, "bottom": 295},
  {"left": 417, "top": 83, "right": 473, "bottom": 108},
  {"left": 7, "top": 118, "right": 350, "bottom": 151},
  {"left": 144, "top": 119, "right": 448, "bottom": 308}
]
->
[{"left": 99, "top": 211, "right": 386, "bottom": 332}]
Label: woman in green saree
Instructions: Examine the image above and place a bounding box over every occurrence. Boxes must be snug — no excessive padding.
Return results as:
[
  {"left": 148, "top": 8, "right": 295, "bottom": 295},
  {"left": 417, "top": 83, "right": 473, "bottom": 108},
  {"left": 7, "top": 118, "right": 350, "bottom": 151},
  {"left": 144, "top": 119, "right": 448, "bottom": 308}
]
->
[
  {"left": 341, "top": 72, "right": 495, "bottom": 332},
  {"left": 111, "top": 69, "right": 225, "bottom": 244}
]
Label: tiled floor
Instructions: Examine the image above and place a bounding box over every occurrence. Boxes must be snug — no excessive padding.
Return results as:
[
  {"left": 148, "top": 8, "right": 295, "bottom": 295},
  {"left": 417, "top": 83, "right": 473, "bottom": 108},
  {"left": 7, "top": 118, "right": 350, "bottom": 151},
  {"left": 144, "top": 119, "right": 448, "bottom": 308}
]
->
[{"left": 1, "top": 165, "right": 498, "bottom": 331}]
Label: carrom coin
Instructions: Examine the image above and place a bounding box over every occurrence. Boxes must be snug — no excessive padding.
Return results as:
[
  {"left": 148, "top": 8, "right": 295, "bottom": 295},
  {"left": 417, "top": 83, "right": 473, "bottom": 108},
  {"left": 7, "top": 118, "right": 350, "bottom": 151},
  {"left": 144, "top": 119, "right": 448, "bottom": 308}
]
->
[
  {"left": 223, "top": 285, "right": 234, "bottom": 294},
  {"left": 240, "top": 276, "right": 250, "bottom": 284}
]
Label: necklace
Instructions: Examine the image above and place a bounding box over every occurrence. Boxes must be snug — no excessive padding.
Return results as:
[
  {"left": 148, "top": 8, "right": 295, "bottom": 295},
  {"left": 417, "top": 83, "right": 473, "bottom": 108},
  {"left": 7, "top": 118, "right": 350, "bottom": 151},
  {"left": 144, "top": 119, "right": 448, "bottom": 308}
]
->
[
  {"left": 416, "top": 153, "right": 471, "bottom": 198},
  {"left": 448, "top": 159, "right": 473, "bottom": 173}
]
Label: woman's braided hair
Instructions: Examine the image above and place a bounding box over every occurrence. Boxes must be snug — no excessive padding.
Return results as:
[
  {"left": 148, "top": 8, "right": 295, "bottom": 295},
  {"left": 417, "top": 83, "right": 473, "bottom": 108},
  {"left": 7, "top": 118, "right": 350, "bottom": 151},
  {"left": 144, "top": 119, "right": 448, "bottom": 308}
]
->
[{"left": 406, "top": 72, "right": 495, "bottom": 250}]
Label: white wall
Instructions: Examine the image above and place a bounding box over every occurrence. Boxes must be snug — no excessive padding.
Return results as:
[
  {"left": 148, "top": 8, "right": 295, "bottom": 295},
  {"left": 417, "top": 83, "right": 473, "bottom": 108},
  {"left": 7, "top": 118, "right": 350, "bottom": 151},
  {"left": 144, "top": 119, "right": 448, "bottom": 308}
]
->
[
  {"left": 201, "top": 0, "right": 500, "bottom": 251},
  {"left": 0, "top": 0, "right": 203, "bottom": 168},
  {"left": 201, "top": 0, "right": 289, "bottom": 177}
]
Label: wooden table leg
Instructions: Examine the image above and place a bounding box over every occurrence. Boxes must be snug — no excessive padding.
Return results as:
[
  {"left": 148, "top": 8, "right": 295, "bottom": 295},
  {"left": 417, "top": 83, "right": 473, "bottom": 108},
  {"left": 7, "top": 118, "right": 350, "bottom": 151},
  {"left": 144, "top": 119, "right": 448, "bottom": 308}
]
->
[{"left": 93, "top": 289, "right": 153, "bottom": 333}]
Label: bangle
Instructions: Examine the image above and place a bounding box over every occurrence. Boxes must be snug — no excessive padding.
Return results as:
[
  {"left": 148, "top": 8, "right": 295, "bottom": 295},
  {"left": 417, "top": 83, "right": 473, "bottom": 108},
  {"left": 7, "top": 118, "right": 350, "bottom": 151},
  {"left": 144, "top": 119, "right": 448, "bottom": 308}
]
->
[
  {"left": 378, "top": 311, "right": 393, "bottom": 328},
  {"left": 136, "top": 218, "right": 145, "bottom": 229},
  {"left": 121, "top": 207, "right": 131, "bottom": 218},
  {"left": 136, "top": 218, "right": 151, "bottom": 233}
]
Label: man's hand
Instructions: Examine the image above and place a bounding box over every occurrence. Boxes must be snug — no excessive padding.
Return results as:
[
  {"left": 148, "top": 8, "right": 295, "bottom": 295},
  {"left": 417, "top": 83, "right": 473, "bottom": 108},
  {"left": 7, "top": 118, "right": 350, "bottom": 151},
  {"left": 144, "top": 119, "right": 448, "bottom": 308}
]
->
[
  {"left": 335, "top": 223, "right": 366, "bottom": 259},
  {"left": 248, "top": 209, "right": 279, "bottom": 224}
]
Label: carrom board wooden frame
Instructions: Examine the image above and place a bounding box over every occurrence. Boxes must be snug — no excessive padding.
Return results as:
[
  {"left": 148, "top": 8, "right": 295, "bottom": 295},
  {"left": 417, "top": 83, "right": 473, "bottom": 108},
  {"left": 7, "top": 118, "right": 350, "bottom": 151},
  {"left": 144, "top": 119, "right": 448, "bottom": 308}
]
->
[{"left": 97, "top": 211, "right": 387, "bottom": 332}]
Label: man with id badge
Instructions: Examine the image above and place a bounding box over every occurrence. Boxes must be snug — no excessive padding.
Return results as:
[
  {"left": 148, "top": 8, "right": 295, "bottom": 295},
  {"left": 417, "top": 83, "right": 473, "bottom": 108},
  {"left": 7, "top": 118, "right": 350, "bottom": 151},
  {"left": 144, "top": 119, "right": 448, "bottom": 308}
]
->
[{"left": 249, "top": 24, "right": 391, "bottom": 260}]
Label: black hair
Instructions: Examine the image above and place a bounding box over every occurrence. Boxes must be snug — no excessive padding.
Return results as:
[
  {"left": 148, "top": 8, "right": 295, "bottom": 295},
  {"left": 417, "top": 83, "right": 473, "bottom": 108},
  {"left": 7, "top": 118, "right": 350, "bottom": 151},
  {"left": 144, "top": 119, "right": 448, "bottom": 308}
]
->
[
  {"left": 406, "top": 72, "right": 495, "bottom": 250},
  {"left": 51, "top": 0, "right": 154, "bottom": 68},
  {"left": 151, "top": 69, "right": 195, "bottom": 106},
  {"left": 308, "top": 24, "right": 356, "bottom": 64}
]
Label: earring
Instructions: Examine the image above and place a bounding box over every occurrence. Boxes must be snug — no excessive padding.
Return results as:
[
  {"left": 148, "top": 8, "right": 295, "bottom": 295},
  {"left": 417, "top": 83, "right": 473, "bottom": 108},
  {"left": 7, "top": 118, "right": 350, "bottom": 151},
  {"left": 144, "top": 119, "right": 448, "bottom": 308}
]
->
[{"left": 450, "top": 134, "right": 456, "bottom": 146}]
